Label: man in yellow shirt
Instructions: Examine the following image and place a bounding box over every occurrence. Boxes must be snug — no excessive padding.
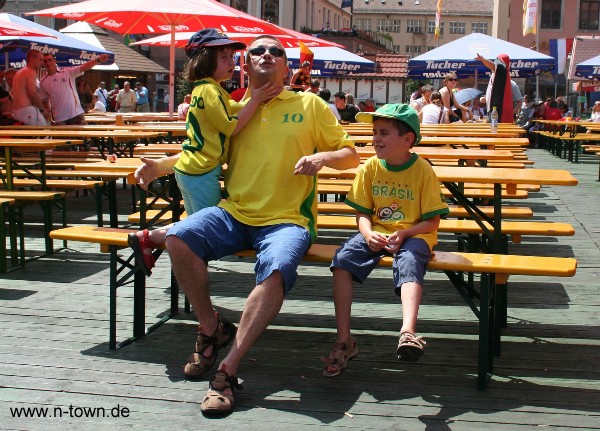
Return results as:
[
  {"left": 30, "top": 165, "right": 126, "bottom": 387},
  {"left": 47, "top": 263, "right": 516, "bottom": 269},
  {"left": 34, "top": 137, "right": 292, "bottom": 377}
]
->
[{"left": 164, "top": 35, "right": 360, "bottom": 415}]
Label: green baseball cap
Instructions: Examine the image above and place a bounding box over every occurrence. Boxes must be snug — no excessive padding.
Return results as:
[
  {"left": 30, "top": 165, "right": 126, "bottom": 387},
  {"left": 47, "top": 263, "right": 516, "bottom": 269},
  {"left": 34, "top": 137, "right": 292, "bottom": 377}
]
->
[{"left": 356, "top": 103, "right": 421, "bottom": 144}]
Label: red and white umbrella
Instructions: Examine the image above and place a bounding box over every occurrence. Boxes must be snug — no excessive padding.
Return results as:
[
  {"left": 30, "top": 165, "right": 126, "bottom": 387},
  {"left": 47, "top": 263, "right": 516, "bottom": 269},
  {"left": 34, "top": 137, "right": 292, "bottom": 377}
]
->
[
  {"left": 130, "top": 28, "right": 343, "bottom": 49},
  {"left": 30, "top": 0, "right": 295, "bottom": 115},
  {"left": 0, "top": 17, "right": 56, "bottom": 38}
]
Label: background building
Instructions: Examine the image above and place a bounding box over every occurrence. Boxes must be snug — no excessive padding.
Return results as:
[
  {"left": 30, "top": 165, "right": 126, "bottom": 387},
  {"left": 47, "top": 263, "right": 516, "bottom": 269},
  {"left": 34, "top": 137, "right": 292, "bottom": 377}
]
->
[{"left": 352, "top": 0, "right": 493, "bottom": 58}]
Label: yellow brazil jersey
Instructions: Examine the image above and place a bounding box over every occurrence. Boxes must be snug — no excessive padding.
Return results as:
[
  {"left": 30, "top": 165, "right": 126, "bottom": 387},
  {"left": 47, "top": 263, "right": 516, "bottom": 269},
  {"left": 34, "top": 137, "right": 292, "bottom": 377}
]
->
[
  {"left": 345, "top": 154, "right": 450, "bottom": 251},
  {"left": 174, "top": 77, "right": 242, "bottom": 176},
  {"left": 219, "top": 90, "right": 354, "bottom": 243}
]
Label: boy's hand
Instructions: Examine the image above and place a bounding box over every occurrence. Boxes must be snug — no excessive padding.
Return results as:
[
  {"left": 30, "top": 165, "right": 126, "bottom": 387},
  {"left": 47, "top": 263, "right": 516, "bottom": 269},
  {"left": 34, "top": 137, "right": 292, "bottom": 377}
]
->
[
  {"left": 384, "top": 230, "right": 406, "bottom": 254},
  {"left": 364, "top": 231, "right": 388, "bottom": 252}
]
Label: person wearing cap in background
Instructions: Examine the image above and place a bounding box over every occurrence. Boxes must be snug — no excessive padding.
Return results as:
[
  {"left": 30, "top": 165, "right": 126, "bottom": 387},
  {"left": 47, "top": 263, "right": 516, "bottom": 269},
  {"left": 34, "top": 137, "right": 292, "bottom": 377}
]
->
[
  {"left": 40, "top": 53, "right": 110, "bottom": 125},
  {"left": 129, "top": 29, "right": 278, "bottom": 277},
  {"left": 322, "top": 104, "right": 449, "bottom": 378},
  {"left": 134, "top": 81, "right": 150, "bottom": 112}
]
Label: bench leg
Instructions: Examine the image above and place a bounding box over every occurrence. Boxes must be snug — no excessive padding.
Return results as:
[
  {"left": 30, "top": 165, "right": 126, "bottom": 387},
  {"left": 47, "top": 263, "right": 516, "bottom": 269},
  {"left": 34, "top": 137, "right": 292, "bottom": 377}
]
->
[{"left": 478, "top": 273, "right": 495, "bottom": 390}]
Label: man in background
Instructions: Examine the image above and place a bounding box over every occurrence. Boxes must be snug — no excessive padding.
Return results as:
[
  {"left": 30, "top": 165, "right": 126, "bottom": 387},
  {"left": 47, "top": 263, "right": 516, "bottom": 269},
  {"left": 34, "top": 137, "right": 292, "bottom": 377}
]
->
[
  {"left": 11, "top": 49, "right": 49, "bottom": 125},
  {"left": 135, "top": 81, "right": 151, "bottom": 112},
  {"left": 94, "top": 81, "right": 109, "bottom": 110},
  {"left": 116, "top": 81, "right": 136, "bottom": 113},
  {"left": 40, "top": 53, "right": 109, "bottom": 125}
]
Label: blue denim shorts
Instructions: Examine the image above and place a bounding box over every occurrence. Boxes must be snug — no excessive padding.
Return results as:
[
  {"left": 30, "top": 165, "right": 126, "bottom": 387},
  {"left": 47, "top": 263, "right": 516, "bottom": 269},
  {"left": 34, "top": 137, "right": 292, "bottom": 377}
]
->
[
  {"left": 174, "top": 165, "right": 222, "bottom": 215},
  {"left": 331, "top": 232, "right": 432, "bottom": 295},
  {"left": 166, "top": 206, "right": 311, "bottom": 294}
]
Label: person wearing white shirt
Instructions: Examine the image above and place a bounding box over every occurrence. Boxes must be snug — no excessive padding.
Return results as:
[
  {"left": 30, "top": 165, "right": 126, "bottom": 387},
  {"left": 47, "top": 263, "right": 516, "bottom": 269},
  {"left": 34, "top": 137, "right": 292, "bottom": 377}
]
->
[
  {"left": 94, "top": 81, "right": 109, "bottom": 109},
  {"left": 419, "top": 91, "right": 449, "bottom": 124},
  {"left": 90, "top": 94, "right": 106, "bottom": 113},
  {"left": 177, "top": 93, "right": 191, "bottom": 120}
]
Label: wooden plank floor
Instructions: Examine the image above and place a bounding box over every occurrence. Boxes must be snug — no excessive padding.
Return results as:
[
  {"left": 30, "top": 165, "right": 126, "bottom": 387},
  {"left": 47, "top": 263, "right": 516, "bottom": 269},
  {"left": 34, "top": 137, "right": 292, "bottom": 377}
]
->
[{"left": 1, "top": 149, "right": 600, "bottom": 430}]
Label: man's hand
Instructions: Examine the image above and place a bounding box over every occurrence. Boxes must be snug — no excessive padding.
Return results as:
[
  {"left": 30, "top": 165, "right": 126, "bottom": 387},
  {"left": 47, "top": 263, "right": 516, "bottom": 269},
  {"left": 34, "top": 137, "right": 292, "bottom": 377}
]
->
[
  {"left": 96, "top": 54, "right": 110, "bottom": 64},
  {"left": 294, "top": 154, "right": 324, "bottom": 176}
]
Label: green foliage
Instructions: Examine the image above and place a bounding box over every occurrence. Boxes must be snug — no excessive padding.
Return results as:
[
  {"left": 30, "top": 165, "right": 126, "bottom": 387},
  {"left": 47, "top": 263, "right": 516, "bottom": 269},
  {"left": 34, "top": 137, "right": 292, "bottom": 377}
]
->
[{"left": 407, "top": 78, "right": 433, "bottom": 96}]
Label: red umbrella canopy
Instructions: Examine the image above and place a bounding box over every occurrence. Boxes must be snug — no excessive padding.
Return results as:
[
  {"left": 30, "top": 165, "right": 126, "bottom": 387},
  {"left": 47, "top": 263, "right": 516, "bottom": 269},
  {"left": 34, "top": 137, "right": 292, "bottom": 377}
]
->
[
  {"left": 29, "top": 0, "right": 295, "bottom": 116},
  {"left": 130, "top": 30, "right": 343, "bottom": 49},
  {"left": 29, "top": 0, "right": 290, "bottom": 37},
  {"left": 0, "top": 17, "right": 56, "bottom": 38}
]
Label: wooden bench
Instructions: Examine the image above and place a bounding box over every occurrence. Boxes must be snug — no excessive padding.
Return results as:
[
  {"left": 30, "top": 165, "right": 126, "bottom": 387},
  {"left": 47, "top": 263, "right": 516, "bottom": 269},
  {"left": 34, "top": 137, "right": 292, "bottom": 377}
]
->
[
  {"left": 0, "top": 191, "right": 66, "bottom": 255},
  {"left": 127, "top": 210, "right": 572, "bottom": 258},
  {"left": 136, "top": 199, "right": 534, "bottom": 220},
  {"left": 48, "top": 224, "right": 577, "bottom": 389}
]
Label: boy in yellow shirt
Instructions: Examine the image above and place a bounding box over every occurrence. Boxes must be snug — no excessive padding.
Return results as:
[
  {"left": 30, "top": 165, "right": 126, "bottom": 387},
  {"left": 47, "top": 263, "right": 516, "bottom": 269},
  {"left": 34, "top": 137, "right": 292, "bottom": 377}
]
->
[{"left": 323, "top": 104, "right": 449, "bottom": 377}]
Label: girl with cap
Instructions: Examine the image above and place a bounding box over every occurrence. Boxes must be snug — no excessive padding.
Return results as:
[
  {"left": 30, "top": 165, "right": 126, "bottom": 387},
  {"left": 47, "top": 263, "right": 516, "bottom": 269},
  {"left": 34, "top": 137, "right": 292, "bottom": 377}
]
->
[{"left": 128, "top": 28, "right": 278, "bottom": 276}]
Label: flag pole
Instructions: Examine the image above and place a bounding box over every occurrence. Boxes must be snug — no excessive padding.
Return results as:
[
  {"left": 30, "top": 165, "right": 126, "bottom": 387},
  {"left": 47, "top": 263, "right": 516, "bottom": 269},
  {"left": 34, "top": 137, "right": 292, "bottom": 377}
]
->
[{"left": 535, "top": 9, "right": 540, "bottom": 102}]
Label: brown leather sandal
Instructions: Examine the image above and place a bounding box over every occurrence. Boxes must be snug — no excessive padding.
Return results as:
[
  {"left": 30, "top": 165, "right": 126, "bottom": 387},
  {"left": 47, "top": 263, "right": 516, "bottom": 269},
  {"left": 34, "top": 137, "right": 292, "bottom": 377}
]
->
[
  {"left": 200, "top": 369, "right": 242, "bottom": 416},
  {"left": 396, "top": 331, "right": 426, "bottom": 362},
  {"left": 183, "top": 316, "right": 237, "bottom": 379},
  {"left": 321, "top": 337, "right": 359, "bottom": 377}
]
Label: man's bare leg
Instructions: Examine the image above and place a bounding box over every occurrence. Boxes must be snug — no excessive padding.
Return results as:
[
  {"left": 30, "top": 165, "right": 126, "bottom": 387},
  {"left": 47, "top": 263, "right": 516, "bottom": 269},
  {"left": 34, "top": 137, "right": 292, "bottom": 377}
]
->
[
  {"left": 218, "top": 271, "right": 285, "bottom": 377},
  {"left": 166, "top": 235, "right": 217, "bottom": 335}
]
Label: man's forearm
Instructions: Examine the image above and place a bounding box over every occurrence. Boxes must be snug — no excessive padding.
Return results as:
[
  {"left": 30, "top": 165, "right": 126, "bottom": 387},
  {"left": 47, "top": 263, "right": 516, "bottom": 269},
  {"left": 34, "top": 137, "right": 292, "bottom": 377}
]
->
[{"left": 321, "top": 146, "right": 360, "bottom": 170}]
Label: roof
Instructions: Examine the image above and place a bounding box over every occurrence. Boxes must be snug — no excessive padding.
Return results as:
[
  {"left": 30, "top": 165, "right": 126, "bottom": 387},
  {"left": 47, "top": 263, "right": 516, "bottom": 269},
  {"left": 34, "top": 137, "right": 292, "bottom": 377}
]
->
[
  {"left": 348, "top": 54, "right": 409, "bottom": 80},
  {"left": 568, "top": 36, "right": 600, "bottom": 80},
  {"left": 60, "top": 22, "right": 168, "bottom": 74}
]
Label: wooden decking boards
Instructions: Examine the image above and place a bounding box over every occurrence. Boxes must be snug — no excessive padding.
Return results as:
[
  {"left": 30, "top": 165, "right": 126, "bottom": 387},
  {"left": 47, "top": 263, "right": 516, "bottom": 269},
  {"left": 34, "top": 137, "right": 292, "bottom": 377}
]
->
[{"left": 1, "top": 148, "right": 599, "bottom": 430}]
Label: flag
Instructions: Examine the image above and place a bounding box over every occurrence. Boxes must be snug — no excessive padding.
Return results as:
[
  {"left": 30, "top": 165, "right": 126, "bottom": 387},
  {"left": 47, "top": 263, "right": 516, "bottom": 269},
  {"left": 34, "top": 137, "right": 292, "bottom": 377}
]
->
[
  {"left": 523, "top": 0, "right": 537, "bottom": 36},
  {"left": 298, "top": 41, "right": 314, "bottom": 68},
  {"left": 549, "top": 38, "right": 574, "bottom": 75},
  {"left": 341, "top": 0, "right": 353, "bottom": 8},
  {"left": 434, "top": 0, "right": 442, "bottom": 41}
]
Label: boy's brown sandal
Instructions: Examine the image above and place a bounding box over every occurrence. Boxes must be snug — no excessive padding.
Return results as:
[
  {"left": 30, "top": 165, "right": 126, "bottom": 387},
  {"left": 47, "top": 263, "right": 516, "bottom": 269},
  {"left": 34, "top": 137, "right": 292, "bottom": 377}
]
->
[
  {"left": 183, "top": 316, "right": 237, "bottom": 379},
  {"left": 396, "top": 331, "right": 426, "bottom": 362},
  {"left": 200, "top": 369, "right": 242, "bottom": 416},
  {"left": 321, "top": 337, "right": 359, "bottom": 377}
]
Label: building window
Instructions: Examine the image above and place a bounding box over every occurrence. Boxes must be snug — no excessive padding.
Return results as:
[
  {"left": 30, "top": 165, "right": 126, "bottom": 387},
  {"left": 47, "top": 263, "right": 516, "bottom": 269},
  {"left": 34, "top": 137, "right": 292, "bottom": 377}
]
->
[
  {"left": 406, "top": 19, "right": 423, "bottom": 33},
  {"left": 405, "top": 45, "right": 422, "bottom": 58},
  {"left": 354, "top": 18, "right": 371, "bottom": 31},
  {"left": 261, "top": 0, "right": 279, "bottom": 25},
  {"left": 376, "top": 19, "right": 400, "bottom": 32},
  {"left": 579, "top": 0, "right": 600, "bottom": 30},
  {"left": 53, "top": 18, "right": 68, "bottom": 31},
  {"left": 426, "top": 46, "right": 437, "bottom": 51},
  {"left": 392, "top": 44, "right": 402, "bottom": 53},
  {"left": 449, "top": 21, "right": 466, "bottom": 34},
  {"left": 427, "top": 21, "right": 444, "bottom": 35},
  {"left": 471, "top": 22, "right": 488, "bottom": 34},
  {"left": 231, "top": 0, "right": 249, "bottom": 12},
  {"left": 541, "top": 0, "right": 562, "bottom": 29}
]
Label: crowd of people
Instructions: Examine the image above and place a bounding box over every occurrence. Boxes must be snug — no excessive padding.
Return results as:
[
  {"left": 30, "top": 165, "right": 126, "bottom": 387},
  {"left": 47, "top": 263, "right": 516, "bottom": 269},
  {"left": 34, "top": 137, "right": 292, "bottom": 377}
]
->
[{"left": 0, "top": 48, "right": 164, "bottom": 125}]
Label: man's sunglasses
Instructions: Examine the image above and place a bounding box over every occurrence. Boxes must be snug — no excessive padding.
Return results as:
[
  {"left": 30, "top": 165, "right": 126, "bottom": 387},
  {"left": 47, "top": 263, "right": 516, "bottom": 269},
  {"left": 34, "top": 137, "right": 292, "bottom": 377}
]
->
[
  {"left": 447, "top": 78, "right": 458, "bottom": 81},
  {"left": 248, "top": 46, "right": 285, "bottom": 57}
]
